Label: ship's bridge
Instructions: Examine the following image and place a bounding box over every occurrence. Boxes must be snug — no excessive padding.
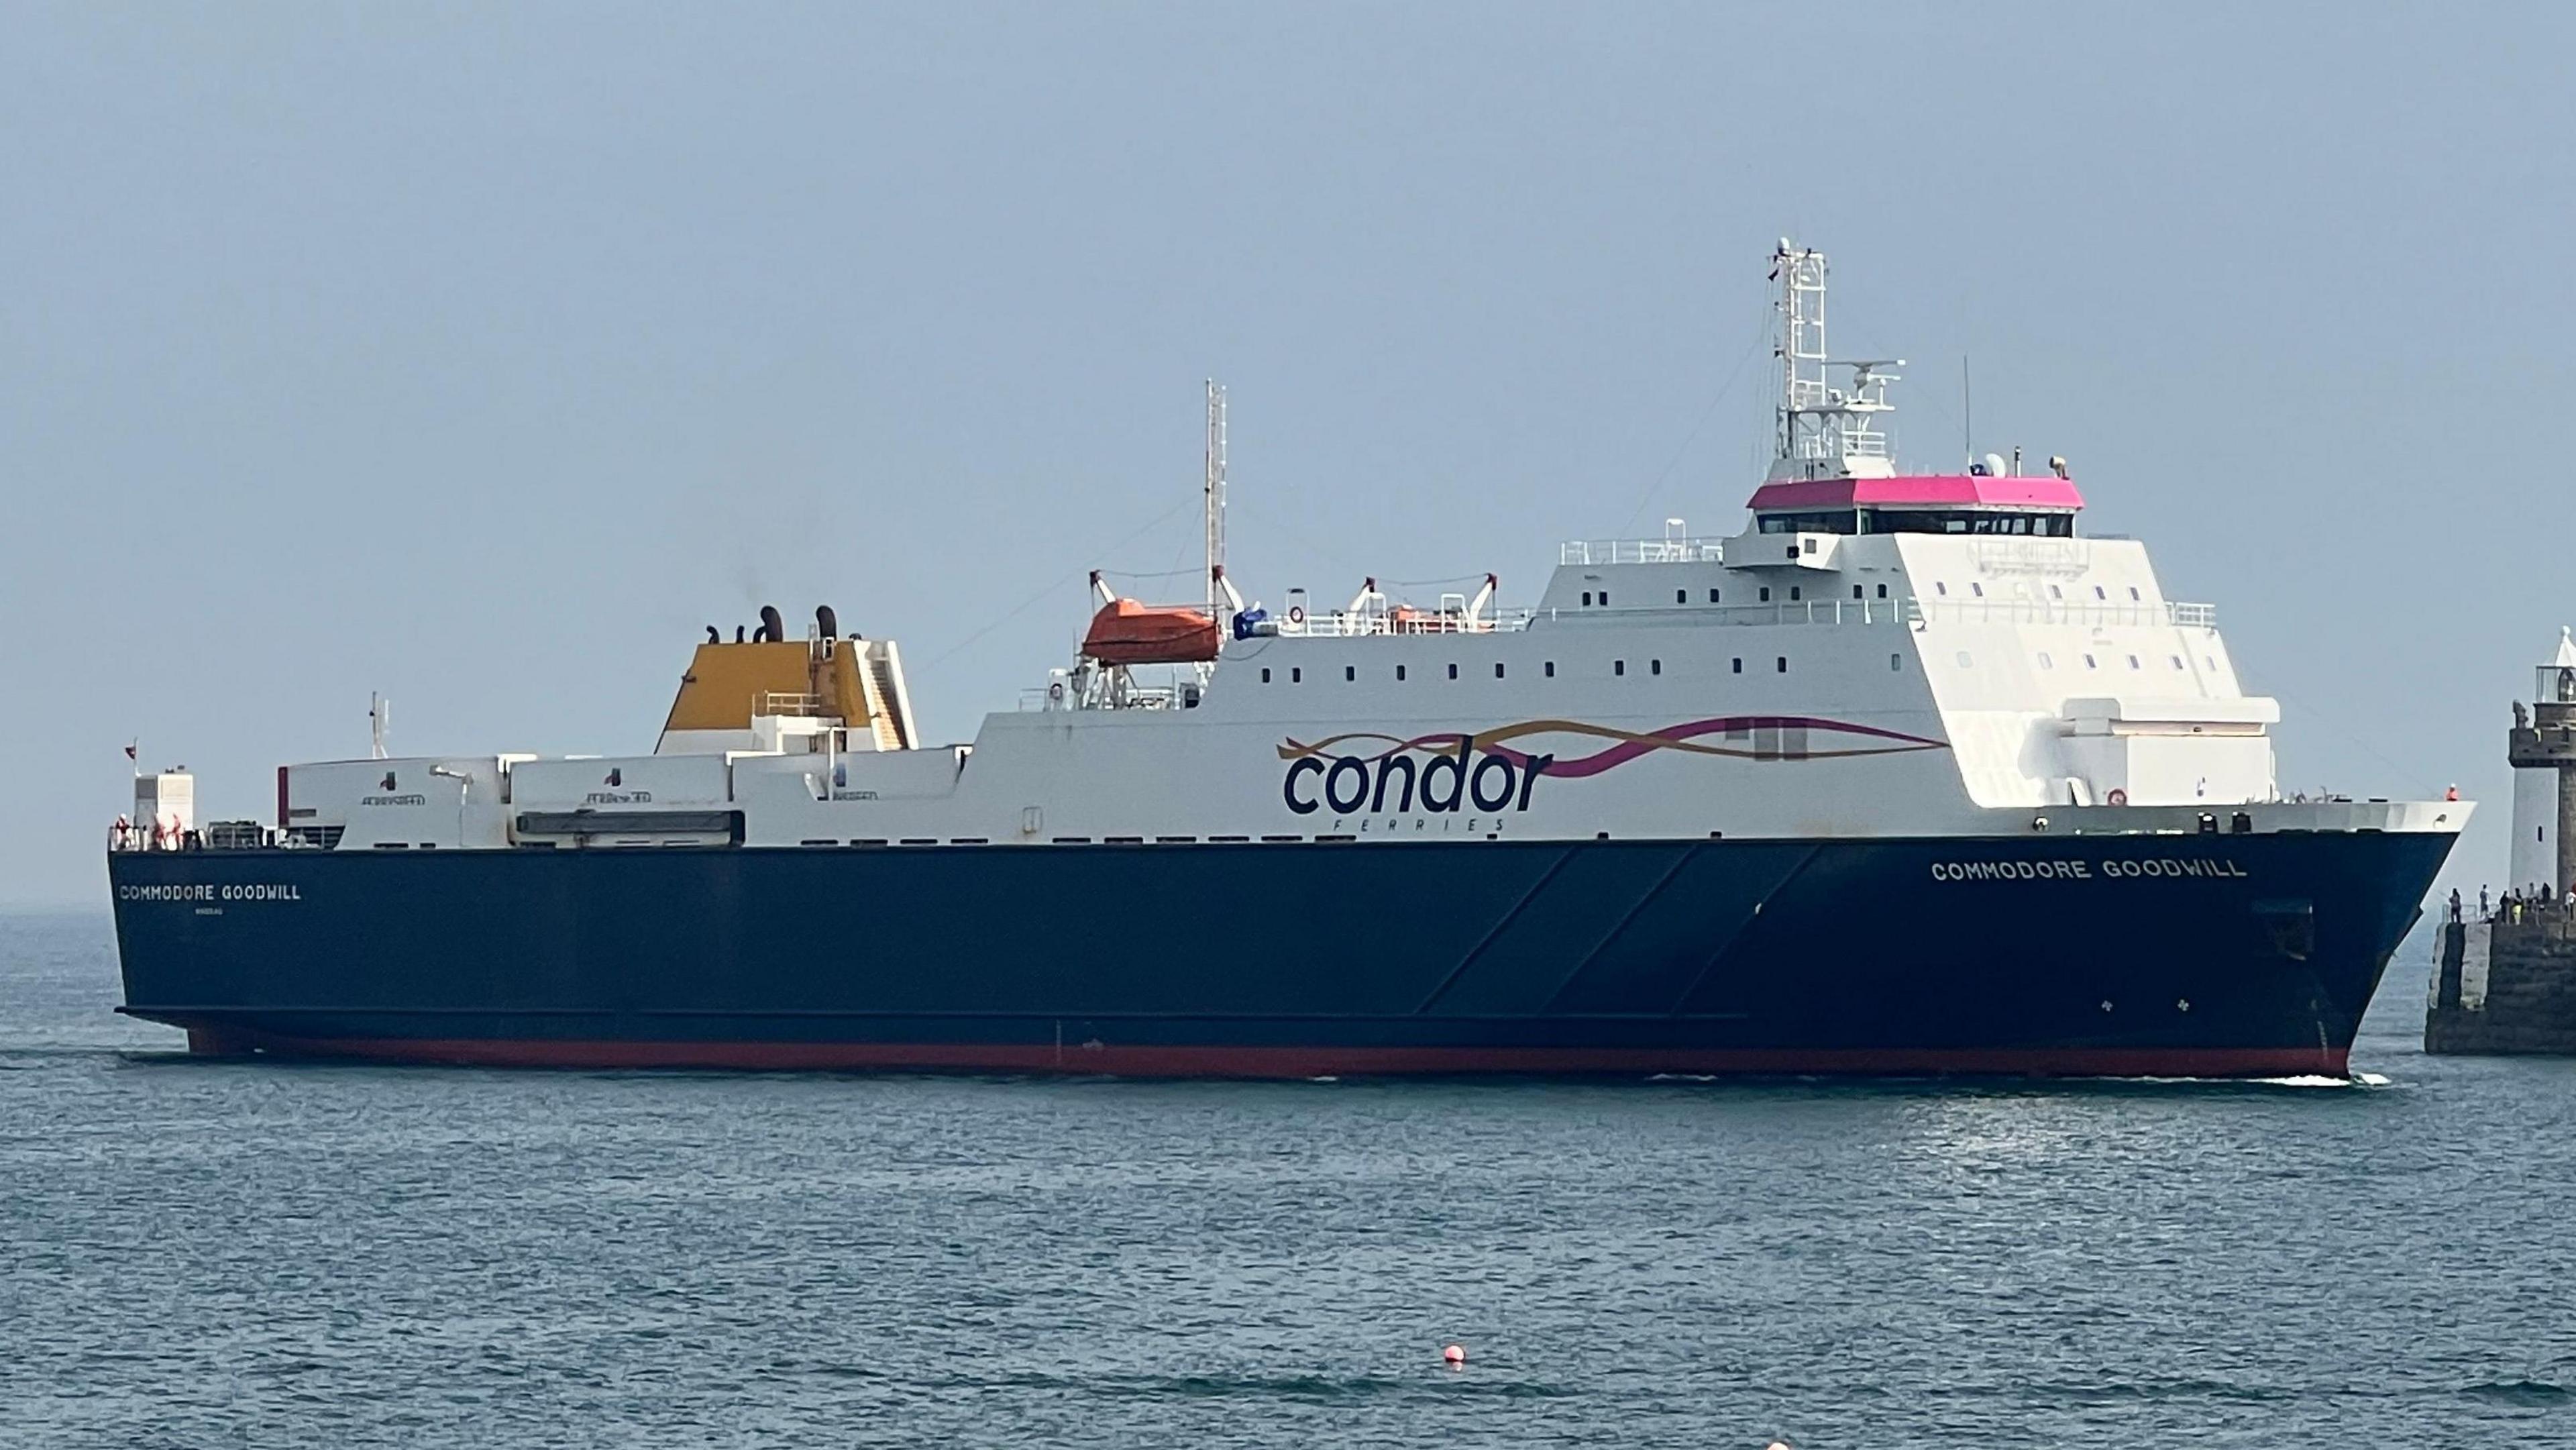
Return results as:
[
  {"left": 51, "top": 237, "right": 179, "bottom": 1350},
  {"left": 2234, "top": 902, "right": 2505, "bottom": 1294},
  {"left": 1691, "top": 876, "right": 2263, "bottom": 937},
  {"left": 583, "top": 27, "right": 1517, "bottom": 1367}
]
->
[{"left": 1741, "top": 472, "right": 2084, "bottom": 538}]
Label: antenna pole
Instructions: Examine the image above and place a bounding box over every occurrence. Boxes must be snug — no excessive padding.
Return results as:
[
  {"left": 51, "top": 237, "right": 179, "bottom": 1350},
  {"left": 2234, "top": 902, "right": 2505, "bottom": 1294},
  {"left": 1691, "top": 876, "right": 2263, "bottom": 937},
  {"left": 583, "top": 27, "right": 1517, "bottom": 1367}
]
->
[
  {"left": 1203, "top": 379, "right": 1227, "bottom": 615},
  {"left": 370, "top": 693, "right": 389, "bottom": 760},
  {"left": 1962, "top": 355, "right": 1974, "bottom": 466}
]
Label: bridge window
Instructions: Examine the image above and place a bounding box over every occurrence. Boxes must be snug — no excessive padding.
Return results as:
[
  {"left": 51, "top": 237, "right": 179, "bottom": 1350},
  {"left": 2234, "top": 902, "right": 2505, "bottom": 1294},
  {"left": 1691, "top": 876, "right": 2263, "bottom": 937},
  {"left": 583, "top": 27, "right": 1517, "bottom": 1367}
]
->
[
  {"left": 1759, "top": 587, "right": 1772, "bottom": 603},
  {"left": 1876, "top": 583, "right": 1888, "bottom": 598},
  {"left": 1852, "top": 585, "right": 1864, "bottom": 599},
  {"left": 1709, "top": 588, "right": 1721, "bottom": 603}
]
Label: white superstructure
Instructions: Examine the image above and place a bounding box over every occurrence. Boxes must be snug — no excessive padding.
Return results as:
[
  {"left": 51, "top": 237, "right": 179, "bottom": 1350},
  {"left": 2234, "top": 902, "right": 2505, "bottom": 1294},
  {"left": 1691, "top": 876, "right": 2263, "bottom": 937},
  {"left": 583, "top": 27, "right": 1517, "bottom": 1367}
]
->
[{"left": 252, "top": 245, "right": 2459, "bottom": 856}]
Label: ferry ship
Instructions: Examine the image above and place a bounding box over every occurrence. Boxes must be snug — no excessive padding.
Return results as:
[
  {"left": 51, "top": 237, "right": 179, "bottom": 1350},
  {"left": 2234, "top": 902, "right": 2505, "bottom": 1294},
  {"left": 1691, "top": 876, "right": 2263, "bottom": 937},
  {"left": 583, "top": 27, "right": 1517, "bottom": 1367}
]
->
[{"left": 107, "top": 244, "right": 2462, "bottom": 1076}]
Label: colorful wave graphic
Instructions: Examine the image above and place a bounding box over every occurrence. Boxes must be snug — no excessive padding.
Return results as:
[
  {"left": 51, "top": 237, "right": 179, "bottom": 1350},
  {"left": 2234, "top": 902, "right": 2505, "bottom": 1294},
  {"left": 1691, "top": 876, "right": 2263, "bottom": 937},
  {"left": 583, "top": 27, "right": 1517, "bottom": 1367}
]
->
[{"left": 1277, "top": 716, "right": 1949, "bottom": 778}]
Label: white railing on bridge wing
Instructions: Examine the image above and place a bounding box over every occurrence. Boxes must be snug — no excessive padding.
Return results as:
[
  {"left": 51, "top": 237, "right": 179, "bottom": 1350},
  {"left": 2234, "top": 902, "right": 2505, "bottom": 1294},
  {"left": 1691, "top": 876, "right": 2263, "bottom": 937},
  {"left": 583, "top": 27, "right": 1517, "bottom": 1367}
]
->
[
  {"left": 1558, "top": 537, "right": 1728, "bottom": 566},
  {"left": 1906, "top": 599, "right": 2218, "bottom": 630},
  {"left": 1281, "top": 607, "right": 1539, "bottom": 637}
]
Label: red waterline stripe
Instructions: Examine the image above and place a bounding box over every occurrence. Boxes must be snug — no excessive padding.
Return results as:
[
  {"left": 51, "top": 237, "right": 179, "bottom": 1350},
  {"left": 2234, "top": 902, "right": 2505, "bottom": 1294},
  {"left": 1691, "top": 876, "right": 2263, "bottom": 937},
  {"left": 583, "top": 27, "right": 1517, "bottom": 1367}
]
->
[{"left": 174, "top": 1026, "right": 2347, "bottom": 1080}]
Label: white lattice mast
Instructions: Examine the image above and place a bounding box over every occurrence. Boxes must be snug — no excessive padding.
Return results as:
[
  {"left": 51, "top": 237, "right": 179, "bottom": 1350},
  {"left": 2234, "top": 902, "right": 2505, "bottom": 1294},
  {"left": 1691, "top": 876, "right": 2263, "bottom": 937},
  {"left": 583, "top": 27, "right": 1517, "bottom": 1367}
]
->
[
  {"left": 1204, "top": 379, "right": 1228, "bottom": 614},
  {"left": 1768, "top": 240, "right": 1902, "bottom": 481}
]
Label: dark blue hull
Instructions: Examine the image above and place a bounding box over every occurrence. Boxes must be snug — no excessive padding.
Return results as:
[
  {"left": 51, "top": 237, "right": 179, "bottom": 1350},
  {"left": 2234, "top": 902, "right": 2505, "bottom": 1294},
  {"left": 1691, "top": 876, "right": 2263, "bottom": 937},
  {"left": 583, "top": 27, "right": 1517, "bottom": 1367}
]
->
[{"left": 107, "top": 832, "right": 2449, "bottom": 1076}]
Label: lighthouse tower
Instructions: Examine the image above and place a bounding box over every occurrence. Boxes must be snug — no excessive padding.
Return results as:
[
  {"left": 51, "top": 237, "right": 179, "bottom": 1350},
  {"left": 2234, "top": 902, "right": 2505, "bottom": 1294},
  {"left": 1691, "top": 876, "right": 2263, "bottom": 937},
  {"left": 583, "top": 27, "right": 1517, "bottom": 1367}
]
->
[{"left": 2507, "top": 627, "right": 2576, "bottom": 896}]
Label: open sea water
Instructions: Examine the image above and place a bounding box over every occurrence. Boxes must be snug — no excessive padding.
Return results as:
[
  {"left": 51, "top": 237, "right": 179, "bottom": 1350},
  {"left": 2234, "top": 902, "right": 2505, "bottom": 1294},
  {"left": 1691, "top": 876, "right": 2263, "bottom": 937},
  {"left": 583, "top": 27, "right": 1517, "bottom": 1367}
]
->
[{"left": 4, "top": 910, "right": 2573, "bottom": 1449}]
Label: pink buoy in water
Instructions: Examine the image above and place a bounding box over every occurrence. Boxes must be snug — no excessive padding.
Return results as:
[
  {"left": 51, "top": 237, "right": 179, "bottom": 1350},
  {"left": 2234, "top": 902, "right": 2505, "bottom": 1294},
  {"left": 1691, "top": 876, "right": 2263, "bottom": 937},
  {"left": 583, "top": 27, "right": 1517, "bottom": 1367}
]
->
[{"left": 1442, "top": 1344, "right": 1466, "bottom": 1366}]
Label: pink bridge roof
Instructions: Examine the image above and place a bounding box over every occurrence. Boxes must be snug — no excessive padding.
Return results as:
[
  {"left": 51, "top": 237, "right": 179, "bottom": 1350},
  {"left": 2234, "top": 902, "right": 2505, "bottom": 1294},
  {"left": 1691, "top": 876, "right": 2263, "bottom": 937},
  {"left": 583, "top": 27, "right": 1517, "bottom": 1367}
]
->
[{"left": 1746, "top": 474, "right": 2086, "bottom": 512}]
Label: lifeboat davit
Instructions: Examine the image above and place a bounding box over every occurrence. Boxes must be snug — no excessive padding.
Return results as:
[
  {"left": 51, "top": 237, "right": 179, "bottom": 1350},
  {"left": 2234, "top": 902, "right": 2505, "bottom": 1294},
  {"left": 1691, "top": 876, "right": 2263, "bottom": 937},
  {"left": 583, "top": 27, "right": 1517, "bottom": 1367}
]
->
[{"left": 1082, "top": 598, "right": 1221, "bottom": 666}]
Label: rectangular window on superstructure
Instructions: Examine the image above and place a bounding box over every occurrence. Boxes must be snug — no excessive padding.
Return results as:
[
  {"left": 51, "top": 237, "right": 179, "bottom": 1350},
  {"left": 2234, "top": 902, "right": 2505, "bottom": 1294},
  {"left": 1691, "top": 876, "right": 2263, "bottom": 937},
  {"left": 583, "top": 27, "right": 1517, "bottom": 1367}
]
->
[
  {"left": 1345, "top": 666, "right": 1355, "bottom": 682},
  {"left": 2038, "top": 652, "right": 2054, "bottom": 668},
  {"left": 1544, "top": 661, "right": 1556, "bottom": 678},
  {"left": 1601, "top": 591, "right": 1610, "bottom": 606},
  {"left": 2169, "top": 656, "right": 2184, "bottom": 670},
  {"left": 1291, "top": 667, "right": 1302, "bottom": 683},
  {"left": 2130, "top": 586, "right": 2141, "bottom": 600},
  {"left": 1775, "top": 656, "right": 1788, "bottom": 673},
  {"left": 1650, "top": 659, "right": 1662, "bottom": 676},
  {"left": 1261, "top": 668, "right": 1271, "bottom": 683},
  {"left": 1760, "top": 587, "right": 1772, "bottom": 603},
  {"left": 1582, "top": 591, "right": 1593, "bottom": 606},
  {"left": 1709, "top": 588, "right": 1721, "bottom": 603},
  {"left": 1851, "top": 585, "right": 1863, "bottom": 599},
  {"left": 1731, "top": 658, "right": 1742, "bottom": 674},
  {"left": 1447, "top": 663, "right": 1458, "bottom": 680},
  {"left": 1890, "top": 654, "right": 1902, "bottom": 671},
  {"left": 1396, "top": 665, "right": 1407, "bottom": 681},
  {"left": 1788, "top": 586, "right": 1801, "bottom": 601},
  {"left": 1494, "top": 662, "right": 1505, "bottom": 678},
  {"left": 1614, "top": 660, "right": 1625, "bottom": 676},
  {"left": 1876, "top": 584, "right": 1888, "bottom": 598},
  {"left": 1676, "top": 588, "right": 1687, "bottom": 604}
]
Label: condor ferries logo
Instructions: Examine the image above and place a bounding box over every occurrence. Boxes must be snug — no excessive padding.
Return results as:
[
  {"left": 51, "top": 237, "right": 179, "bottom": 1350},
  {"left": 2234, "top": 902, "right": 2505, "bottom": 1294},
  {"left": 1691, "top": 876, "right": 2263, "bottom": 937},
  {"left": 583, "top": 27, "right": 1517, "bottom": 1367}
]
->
[
  {"left": 1279, "top": 715, "right": 1947, "bottom": 825},
  {"left": 362, "top": 769, "right": 426, "bottom": 808}
]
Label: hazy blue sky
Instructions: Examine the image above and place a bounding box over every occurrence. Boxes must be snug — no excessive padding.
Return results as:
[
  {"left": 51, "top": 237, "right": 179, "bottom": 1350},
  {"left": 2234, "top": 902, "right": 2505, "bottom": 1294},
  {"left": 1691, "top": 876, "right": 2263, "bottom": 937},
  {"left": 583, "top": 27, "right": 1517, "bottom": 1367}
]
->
[{"left": 5, "top": 2, "right": 2570, "bottom": 905}]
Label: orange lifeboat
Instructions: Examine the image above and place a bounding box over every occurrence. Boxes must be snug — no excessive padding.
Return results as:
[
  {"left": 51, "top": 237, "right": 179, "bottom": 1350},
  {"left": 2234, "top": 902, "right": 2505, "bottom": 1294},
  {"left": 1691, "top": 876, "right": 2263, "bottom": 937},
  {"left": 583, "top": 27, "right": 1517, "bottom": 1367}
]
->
[{"left": 1082, "top": 597, "right": 1220, "bottom": 666}]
